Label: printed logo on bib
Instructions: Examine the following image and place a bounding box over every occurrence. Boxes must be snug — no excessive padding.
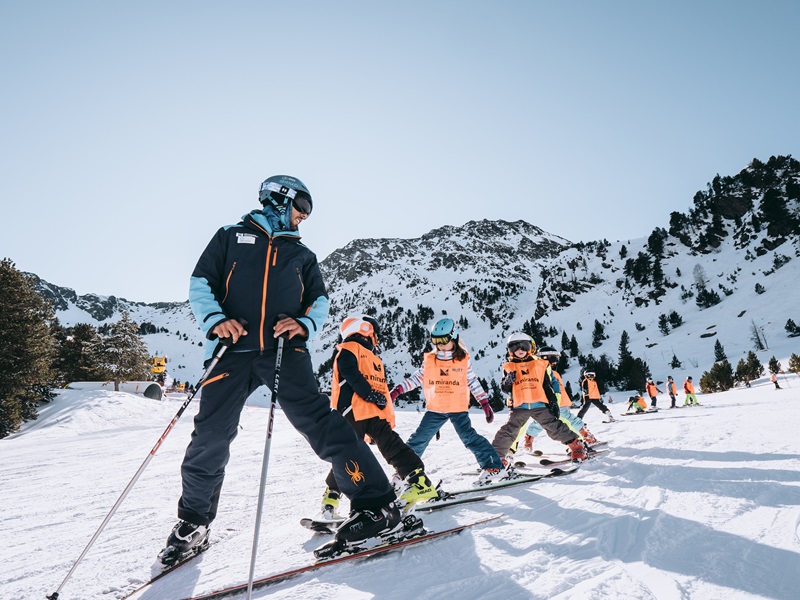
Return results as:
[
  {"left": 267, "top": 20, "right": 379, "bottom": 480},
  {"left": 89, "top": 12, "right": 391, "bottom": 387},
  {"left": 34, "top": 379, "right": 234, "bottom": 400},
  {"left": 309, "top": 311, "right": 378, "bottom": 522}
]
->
[{"left": 236, "top": 233, "right": 257, "bottom": 244}]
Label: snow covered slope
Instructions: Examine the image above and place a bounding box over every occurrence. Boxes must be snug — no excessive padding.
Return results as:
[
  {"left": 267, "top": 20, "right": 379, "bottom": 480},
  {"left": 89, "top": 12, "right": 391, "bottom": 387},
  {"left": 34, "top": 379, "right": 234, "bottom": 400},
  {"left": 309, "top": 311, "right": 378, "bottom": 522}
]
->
[{"left": 3, "top": 373, "right": 799, "bottom": 599}]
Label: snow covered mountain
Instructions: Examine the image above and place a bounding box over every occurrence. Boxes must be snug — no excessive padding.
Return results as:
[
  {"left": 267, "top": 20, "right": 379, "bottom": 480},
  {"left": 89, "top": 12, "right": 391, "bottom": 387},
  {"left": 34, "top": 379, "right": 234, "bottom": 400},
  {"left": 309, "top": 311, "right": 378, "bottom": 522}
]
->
[{"left": 32, "top": 156, "right": 800, "bottom": 393}]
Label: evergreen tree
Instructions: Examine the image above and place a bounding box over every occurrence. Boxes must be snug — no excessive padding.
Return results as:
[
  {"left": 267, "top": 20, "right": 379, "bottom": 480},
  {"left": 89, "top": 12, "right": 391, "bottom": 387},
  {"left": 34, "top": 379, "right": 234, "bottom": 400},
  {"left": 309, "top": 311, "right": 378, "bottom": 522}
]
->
[
  {"left": 556, "top": 353, "right": 569, "bottom": 374},
  {"left": 670, "top": 353, "right": 682, "bottom": 369},
  {"left": 785, "top": 319, "right": 799, "bottom": 336},
  {"left": 658, "top": 314, "right": 670, "bottom": 335},
  {"left": 700, "top": 359, "right": 735, "bottom": 392},
  {"left": 99, "top": 312, "right": 152, "bottom": 391},
  {"left": 569, "top": 335, "right": 579, "bottom": 358},
  {"left": 767, "top": 356, "right": 781, "bottom": 375},
  {"left": 591, "top": 320, "right": 606, "bottom": 349},
  {"left": 788, "top": 353, "right": 800, "bottom": 374},
  {"left": 560, "top": 330, "right": 570, "bottom": 351},
  {"left": 745, "top": 351, "right": 764, "bottom": 380},
  {"left": 53, "top": 322, "right": 107, "bottom": 384},
  {"left": 713, "top": 340, "right": 727, "bottom": 362},
  {"left": 0, "top": 259, "right": 56, "bottom": 438}
]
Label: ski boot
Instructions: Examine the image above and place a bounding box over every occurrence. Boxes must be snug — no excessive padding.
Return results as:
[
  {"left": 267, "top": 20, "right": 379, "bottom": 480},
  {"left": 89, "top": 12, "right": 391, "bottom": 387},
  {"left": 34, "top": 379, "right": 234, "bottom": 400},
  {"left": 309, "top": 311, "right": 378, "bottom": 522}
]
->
[
  {"left": 567, "top": 439, "right": 588, "bottom": 463},
  {"left": 579, "top": 427, "right": 597, "bottom": 445},
  {"left": 474, "top": 467, "right": 505, "bottom": 487},
  {"left": 523, "top": 434, "right": 535, "bottom": 452},
  {"left": 314, "top": 502, "right": 414, "bottom": 560},
  {"left": 158, "top": 520, "right": 210, "bottom": 566},
  {"left": 397, "top": 468, "right": 438, "bottom": 511},
  {"left": 320, "top": 487, "right": 343, "bottom": 522}
]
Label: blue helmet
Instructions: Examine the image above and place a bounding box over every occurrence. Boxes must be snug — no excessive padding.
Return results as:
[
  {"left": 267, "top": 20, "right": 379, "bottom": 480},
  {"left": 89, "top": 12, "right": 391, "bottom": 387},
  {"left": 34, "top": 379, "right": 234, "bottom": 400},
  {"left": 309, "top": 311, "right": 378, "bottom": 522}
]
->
[
  {"left": 258, "top": 175, "right": 313, "bottom": 215},
  {"left": 430, "top": 318, "right": 458, "bottom": 345}
]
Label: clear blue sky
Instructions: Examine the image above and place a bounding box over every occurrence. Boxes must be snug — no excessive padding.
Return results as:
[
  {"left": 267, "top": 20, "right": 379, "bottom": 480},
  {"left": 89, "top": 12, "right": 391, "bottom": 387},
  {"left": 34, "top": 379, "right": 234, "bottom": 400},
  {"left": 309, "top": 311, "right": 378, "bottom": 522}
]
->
[{"left": 1, "top": 1, "right": 798, "bottom": 303}]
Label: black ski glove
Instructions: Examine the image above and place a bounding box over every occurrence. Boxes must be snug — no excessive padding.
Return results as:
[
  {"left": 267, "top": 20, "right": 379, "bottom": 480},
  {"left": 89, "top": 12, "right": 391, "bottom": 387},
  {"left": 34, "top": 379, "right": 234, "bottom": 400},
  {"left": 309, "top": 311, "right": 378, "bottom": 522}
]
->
[
  {"left": 548, "top": 398, "right": 560, "bottom": 419},
  {"left": 502, "top": 372, "right": 516, "bottom": 388},
  {"left": 364, "top": 390, "right": 387, "bottom": 409}
]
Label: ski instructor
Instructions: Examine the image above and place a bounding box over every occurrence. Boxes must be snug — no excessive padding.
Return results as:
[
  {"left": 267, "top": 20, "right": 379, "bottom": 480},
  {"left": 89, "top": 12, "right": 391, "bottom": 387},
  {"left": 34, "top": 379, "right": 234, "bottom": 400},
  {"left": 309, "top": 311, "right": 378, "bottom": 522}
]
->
[{"left": 161, "top": 175, "right": 399, "bottom": 564}]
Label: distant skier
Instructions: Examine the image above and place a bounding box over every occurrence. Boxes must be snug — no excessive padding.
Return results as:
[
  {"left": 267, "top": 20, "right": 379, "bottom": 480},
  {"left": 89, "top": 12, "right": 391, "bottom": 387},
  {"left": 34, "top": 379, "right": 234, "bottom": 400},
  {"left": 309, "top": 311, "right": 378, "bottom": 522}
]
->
[
  {"left": 319, "top": 315, "right": 437, "bottom": 518},
  {"left": 577, "top": 372, "right": 615, "bottom": 422},
  {"left": 390, "top": 318, "right": 504, "bottom": 486},
  {"left": 683, "top": 376, "right": 701, "bottom": 406},
  {"left": 771, "top": 373, "right": 782, "bottom": 390},
  {"left": 626, "top": 394, "right": 648, "bottom": 413},
  {"left": 491, "top": 334, "right": 590, "bottom": 464},
  {"left": 666, "top": 376, "right": 678, "bottom": 408},
  {"left": 645, "top": 377, "right": 663, "bottom": 409}
]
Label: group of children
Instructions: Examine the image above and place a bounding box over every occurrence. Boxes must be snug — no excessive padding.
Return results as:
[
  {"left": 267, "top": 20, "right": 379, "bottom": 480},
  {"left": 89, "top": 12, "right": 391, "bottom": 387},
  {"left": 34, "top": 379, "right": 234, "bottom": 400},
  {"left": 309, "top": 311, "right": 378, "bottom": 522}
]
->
[
  {"left": 625, "top": 375, "right": 701, "bottom": 412},
  {"left": 318, "top": 314, "right": 606, "bottom": 522}
]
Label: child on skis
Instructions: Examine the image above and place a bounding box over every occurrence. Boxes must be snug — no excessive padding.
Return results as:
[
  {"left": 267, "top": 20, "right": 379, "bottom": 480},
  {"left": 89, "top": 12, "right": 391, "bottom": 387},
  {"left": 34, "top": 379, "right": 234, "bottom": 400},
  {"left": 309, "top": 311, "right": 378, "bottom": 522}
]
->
[
  {"left": 626, "top": 394, "right": 648, "bottom": 413},
  {"left": 490, "top": 333, "right": 589, "bottom": 463},
  {"left": 389, "top": 318, "right": 505, "bottom": 485},
  {"left": 320, "top": 315, "right": 438, "bottom": 520},
  {"left": 667, "top": 376, "right": 678, "bottom": 408},
  {"left": 645, "top": 377, "right": 662, "bottom": 409},
  {"left": 577, "top": 372, "right": 615, "bottom": 421},
  {"left": 519, "top": 346, "right": 599, "bottom": 454},
  {"left": 684, "top": 376, "right": 701, "bottom": 406}
]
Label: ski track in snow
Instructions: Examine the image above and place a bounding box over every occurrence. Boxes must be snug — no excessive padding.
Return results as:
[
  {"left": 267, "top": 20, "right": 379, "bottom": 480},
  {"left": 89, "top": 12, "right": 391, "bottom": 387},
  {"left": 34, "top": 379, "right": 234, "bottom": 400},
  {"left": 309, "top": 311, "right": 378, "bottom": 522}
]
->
[{"left": 2, "top": 380, "right": 800, "bottom": 600}]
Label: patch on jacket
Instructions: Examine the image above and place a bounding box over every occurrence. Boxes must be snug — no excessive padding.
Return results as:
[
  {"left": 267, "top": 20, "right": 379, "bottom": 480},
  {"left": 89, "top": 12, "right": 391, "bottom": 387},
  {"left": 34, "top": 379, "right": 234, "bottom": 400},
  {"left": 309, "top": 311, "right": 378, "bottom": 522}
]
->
[{"left": 236, "top": 233, "right": 257, "bottom": 244}]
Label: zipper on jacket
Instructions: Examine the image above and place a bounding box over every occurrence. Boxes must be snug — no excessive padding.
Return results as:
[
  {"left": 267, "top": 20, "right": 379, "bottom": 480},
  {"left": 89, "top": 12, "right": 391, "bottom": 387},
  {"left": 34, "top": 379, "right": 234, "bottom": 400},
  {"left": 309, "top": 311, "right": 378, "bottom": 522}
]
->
[
  {"left": 260, "top": 240, "right": 273, "bottom": 353},
  {"left": 221, "top": 261, "right": 237, "bottom": 304},
  {"left": 296, "top": 266, "right": 304, "bottom": 301}
]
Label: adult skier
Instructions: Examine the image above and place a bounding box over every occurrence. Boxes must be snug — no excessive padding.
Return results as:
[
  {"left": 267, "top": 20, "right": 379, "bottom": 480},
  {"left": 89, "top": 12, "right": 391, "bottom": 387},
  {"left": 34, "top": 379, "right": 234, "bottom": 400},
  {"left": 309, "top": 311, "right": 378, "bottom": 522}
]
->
[
  {"left": 319, "top": 315, "right": 437, "bottom": 518},
  {"left": 577, "top": 372, "right": 615, "bottom": 421},
  {"left": 645, "top": 377, "right": 663, "bottom": 409},
  {"left": 161, "top": 175, "right": 400, "bottom": 565},
  {"left": 491, "top": 334, "right": 589, "bottom": 463},
  {"left": 389, "top": 318, "right": 505, "bottom": 485}
]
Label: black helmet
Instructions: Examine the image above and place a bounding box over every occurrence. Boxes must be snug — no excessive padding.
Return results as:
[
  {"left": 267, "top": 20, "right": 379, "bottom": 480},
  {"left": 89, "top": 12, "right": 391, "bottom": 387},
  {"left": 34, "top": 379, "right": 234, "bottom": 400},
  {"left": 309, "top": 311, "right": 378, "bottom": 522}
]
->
[
  {"left": 537, "top": 346, "right": 560, "bottom": 362},
  {"left": 258, "top": 175, "right": 313, "bottom": 215}
]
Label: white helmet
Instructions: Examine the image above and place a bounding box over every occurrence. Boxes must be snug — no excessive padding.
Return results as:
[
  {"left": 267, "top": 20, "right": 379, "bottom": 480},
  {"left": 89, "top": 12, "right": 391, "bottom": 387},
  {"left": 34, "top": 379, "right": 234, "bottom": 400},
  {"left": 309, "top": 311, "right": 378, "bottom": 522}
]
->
[
  {"left": 506, "top": 332, "right": 535, "bottom": 355},
  {"left": 340, "top": 315, "right": 379, "bottom": 343}
]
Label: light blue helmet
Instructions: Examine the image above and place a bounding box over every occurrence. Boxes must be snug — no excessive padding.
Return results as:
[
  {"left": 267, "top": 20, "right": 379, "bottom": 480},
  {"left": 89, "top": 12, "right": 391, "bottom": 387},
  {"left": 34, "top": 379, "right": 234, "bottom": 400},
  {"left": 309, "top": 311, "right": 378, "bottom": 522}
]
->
[{"left": 430, "top": 318, "right": 458, "bottom": 344}]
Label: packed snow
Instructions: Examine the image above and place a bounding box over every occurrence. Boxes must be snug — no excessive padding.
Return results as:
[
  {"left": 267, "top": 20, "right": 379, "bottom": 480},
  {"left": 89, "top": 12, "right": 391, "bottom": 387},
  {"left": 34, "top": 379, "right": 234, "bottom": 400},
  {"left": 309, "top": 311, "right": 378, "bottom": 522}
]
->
[{"left": 3, "top": 373, "right": 799, "bottom": 600}]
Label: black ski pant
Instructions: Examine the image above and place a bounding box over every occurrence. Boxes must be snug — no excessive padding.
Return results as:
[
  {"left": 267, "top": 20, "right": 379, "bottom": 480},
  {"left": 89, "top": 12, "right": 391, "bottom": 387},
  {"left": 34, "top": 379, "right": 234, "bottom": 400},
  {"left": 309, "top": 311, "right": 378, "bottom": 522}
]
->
[
  {"left": 649, "top": 394, "right": 658, "bottom": 408},
  {"left": 325, "top": 412, "right": 423, "bottom": 492},
  {"left": 669, "top": 394, "right": 677, "bottom": 408},
  {"left": 492, "top": 406, "right": 578, "bottom": 458},
  {"left": 576, "top": 397, "right": 611, "bottom": 420},
  {"left": 178, "top": 348, "right": 395, "bottom": 525}
]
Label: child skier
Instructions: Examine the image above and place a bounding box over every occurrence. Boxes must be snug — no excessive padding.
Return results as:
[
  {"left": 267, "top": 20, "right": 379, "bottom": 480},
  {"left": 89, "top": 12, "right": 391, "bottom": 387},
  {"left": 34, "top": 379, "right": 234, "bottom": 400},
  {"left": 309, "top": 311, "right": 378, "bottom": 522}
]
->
[
  {"left": 666, "top": 376, "right": 678, "bottom": 408},
  {"left": 389, "top": 318, "right": 505, "bottom": 485},
  {"left": 520, "top": 346, "right": 599, "bottom": 453},
  {"left": 684, "top": 376, "right": 701, "bottom": 406},
  {"left": 645, "top": 377, "right": 663, "bottom": 409},
  {"left": 626, "top": 394, "right": 648, "bottom": 413},
  {"left": 577, "top": 371, "right": 615, "bottom": 421},
  {"left": 490, "top": 333, "right": 589, "bottom": 463},
  {"left": 320, "top": 315, "right": 437, "bottom": 519}
]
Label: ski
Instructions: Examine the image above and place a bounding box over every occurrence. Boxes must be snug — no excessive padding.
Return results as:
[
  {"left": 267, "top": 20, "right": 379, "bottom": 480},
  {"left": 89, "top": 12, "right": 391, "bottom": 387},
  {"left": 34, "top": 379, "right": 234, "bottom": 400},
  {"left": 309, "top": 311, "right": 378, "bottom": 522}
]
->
[
  {"left": 447, "top": 466, "right": 579, "bottom": 495},
  {"left": 513, "top": 441, "right": 607, "bottom": 467},
  {"left": 300, "top": 517, "right": 345, "bottom": 535},
  {"left": 413, "top": 493, "right": 489, "bottom": 512},
  {"left": 533, "top": 449, "right": 609, "bottom": 467},
  {"left": 620, "top": 409, "right": 659, "bottom": 416},
  {"left": 179, "top": 515, "right": 502, "bottom": 600},
  {"left": 119, "top": 549, "right": 207, "bottom": 600}
]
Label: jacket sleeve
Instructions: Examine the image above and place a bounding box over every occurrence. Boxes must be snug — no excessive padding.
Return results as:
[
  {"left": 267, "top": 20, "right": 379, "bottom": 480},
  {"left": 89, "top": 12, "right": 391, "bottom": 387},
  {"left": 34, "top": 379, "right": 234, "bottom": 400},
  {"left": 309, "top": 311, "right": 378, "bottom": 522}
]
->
[
  {"left": 296, "top": 253, "right": 329, "bottom": 341},
  {"left": 543, "top": 366, "right": 559, "bottom": 406},
  {"left": 189, "top": 228, "right": 230, "bottom": 340},
  {"left": 337, "top": 349, "right": 373, "bottom": 399},
  {"left": 466, "top": 359, "right": 489, "bottom": 403}
]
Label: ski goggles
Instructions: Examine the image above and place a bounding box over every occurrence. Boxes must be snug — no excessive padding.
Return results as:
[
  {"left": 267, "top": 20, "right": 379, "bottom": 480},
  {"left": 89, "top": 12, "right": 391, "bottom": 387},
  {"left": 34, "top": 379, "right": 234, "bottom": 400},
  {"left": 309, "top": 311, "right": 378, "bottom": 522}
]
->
[
  {"left": 508, "top": 340, "right": 533, "bottom": 353},
  {"left": 431, "top": 334, "right": 453, "bottom": 345},
  {"left": 260, "top": 182, "right": 313, "bottom": 215}
]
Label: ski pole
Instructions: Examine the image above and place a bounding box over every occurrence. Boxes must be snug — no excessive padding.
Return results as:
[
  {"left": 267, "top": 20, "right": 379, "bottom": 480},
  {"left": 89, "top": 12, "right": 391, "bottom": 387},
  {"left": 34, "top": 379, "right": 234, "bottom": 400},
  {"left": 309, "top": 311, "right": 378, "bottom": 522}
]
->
[
  {"left": 47, "top": 338, "right": 232, "bottom": 600},
  {"left": 246, "top": 317, "right": 288, "bottom": 600}
]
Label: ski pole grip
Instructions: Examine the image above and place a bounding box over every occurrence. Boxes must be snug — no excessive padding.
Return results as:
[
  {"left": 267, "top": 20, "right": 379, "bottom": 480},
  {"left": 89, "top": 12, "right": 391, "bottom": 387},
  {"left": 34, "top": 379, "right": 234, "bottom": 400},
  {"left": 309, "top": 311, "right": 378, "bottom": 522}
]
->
[{"left": 276, "top": 313, "right": 290, "bottom": 339}]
